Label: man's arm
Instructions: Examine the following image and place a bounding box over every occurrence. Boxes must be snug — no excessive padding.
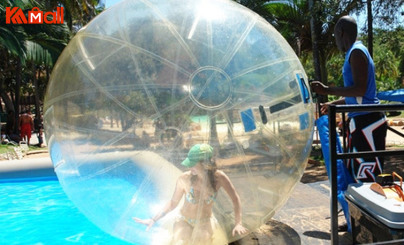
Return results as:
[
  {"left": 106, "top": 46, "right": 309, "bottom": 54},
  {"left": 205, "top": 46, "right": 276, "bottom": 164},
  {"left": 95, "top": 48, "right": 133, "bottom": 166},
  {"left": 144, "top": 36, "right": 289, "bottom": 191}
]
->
[
  {"left": 311, "top": 49, "right": 368, "bottom": 97},
  {"left": 349, "top": 49, "right": 368, "bottom": 96}
]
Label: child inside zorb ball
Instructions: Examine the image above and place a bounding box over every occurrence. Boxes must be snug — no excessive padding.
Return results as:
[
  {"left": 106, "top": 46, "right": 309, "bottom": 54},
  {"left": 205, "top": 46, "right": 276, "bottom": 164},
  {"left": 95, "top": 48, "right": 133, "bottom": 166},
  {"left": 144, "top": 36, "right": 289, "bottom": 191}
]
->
[{"left": 134, "top": 144, "right": 248, "bottom": 245}]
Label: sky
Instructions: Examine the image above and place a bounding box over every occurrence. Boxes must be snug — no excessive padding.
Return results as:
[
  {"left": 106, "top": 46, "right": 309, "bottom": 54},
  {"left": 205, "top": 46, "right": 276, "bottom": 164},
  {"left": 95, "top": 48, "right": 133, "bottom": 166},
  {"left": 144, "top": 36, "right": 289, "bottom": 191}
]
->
[
  {"left": 354, "top": 5, "right": 404, "bottom": 32},
  {"left": 104, "top": 0, "right": 124, "bottom": 8}
]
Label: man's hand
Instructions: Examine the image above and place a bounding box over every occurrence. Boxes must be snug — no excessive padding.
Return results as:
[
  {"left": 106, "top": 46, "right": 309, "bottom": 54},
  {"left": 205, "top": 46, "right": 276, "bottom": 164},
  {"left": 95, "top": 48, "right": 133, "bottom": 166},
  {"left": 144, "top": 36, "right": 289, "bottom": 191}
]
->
[
  {"left": 310, "top": 81, "right": 329, "bottom": 95},
  {"left": 320, "top": 102, "right": 331, "bottom": 115}
]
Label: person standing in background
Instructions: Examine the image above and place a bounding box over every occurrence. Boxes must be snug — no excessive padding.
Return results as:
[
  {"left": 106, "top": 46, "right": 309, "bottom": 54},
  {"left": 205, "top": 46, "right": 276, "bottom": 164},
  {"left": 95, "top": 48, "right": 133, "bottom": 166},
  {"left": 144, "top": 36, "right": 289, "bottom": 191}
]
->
[
  {"left": 311, "top": 16, "right": 387, "bottom": 183},
  {"left": 19, "top": 110, "right": 34, "bottom": 145}
]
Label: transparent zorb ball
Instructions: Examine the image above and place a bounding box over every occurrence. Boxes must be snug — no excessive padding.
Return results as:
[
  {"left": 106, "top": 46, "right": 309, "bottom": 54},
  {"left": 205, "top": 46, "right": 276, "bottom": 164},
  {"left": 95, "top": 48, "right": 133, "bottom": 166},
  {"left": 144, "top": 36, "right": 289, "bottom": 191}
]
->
[{"left": 44, "top": 0, "right": 315, "bottom": 244}]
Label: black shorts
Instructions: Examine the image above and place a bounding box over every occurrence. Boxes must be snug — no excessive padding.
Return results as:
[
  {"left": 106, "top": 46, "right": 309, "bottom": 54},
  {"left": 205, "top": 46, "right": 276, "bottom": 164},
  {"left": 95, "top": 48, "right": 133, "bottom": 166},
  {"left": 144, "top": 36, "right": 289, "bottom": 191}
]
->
[{"left": 347, "top": 112, "right": 387, "bottom": 183}]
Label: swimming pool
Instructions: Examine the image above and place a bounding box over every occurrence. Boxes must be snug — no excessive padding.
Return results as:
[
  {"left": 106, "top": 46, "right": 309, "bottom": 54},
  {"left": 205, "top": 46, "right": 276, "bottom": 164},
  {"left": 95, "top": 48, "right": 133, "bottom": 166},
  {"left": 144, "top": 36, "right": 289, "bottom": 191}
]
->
[{"left": 0, "top": 178, "right": 131, "bottom": 245}]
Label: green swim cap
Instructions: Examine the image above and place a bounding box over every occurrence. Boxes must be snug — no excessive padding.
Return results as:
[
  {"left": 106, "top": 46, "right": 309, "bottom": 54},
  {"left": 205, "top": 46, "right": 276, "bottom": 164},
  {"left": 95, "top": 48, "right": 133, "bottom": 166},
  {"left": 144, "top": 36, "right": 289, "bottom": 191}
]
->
[{"left": 181, "top": 144, "right": 213, "bottom": 168}]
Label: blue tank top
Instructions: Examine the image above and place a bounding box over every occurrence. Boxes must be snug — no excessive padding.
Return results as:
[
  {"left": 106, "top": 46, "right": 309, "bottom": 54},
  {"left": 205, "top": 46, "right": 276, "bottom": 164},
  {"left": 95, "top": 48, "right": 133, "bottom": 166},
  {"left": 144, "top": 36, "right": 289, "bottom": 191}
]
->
[{"left": 343, "top": 41, "right": 379, "bottom": 117}]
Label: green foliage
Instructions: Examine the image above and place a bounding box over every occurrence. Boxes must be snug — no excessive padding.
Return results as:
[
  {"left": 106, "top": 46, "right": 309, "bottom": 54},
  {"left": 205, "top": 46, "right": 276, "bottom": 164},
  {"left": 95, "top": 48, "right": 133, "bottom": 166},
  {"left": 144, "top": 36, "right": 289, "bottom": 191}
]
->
[
  {"left": 44, "top": 0, "right": 102, "bottom": 31},
  {"left": 369, "top": 27, "right": 403, "bottom": 91},
  {"left": 374, "top": 47, "right": 400, "bottom": 91},
  {"left": 1, "top": 0, "right": 403, "bottom": 124},
  {"left": 0, "top": 144, "right": 14, "bottom": 154},
  {"left": 326, "top": 54, "right": 344, "bottom": 87},
  {"left": 0, "top": 0, "right": 99, "bottom": 116},
  {"left": 300, "top": 53, "right": 315, "bottom": 79}
]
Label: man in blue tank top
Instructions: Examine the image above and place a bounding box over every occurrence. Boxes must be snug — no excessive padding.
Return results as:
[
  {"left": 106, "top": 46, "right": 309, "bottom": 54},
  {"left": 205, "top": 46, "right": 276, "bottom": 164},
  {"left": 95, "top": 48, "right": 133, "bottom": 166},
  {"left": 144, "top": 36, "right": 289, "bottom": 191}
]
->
[{"left": 311, "top": 16, "right": 387, "bottom": 183}]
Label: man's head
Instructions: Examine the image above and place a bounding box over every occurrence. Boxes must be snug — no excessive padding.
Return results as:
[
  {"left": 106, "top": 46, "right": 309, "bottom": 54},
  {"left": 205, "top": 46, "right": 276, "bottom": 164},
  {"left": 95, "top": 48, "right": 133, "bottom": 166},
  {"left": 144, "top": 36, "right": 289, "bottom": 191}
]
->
[{"left": 334, "top": 16, "right": 357, "bottom": 52}]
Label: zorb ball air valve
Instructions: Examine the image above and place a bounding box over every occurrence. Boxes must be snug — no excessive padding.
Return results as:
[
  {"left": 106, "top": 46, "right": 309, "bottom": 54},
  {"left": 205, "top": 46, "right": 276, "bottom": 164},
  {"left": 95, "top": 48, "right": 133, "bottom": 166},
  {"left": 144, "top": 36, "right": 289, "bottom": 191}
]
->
[{"left": 44, "top": 0, "right": 315, "bottom": 244}]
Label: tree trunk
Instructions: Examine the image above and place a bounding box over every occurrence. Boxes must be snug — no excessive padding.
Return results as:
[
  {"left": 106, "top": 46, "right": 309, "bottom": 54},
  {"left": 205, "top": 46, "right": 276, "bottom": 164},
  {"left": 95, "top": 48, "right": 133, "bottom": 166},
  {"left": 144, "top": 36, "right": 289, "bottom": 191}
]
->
[
  {"left": 319, "top": 49, "right": 328, "bottom": 86},
  {"left": 309, "top": 0, "right": 322, "bottom": 82},
  {"left": 309, "top": 0, "right": 328, "bottom": 105},
  {"left": 0, "top": 92, "right": 14, "bottom": 113},
  {"left": 0, "top": 79, "right": 14, "bottom": 113},
  {"left": 367, "top": 0, "right": 373, "bottom": 57},
  {"left": 33, "top": 65, "right": 43, "bottom": 133},
  {"left": 33, "top": 65, "right": 41, "bottom": 118},
  {"left": 14, "top": 59, "right": 22, "bottom": 134}
]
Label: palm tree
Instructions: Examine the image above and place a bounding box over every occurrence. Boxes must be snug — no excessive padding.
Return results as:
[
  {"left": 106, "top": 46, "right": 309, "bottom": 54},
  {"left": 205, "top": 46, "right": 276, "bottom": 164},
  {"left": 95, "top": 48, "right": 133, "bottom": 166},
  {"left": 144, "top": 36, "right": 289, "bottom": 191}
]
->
[
  {"left": 0, "top": 0, "right": 70, "bottom": 132},
  {"left": 44, "top": 0, "right": 103, "bottom": 31},
  {"left": 263, "top": 0, "right": 311, "bottom": 57},
  {"left": 238, "top": 0, "right": 368, "bottom": 102},
  {"left": 364, "top": 0, "right": 404, "bottom": 57},
  {"left": 0, "top": 0, "right": 29, "bottom": 127},
  {"left": 1, "top": 0, "right": 103, "bottom": 136}
]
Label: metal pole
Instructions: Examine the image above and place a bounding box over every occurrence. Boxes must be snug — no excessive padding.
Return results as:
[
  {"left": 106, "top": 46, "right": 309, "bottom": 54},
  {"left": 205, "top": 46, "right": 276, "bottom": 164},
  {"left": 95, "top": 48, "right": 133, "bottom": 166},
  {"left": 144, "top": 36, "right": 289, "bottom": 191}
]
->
[{"left": 329, "top": 104, "right": 338, "bottom": 244}]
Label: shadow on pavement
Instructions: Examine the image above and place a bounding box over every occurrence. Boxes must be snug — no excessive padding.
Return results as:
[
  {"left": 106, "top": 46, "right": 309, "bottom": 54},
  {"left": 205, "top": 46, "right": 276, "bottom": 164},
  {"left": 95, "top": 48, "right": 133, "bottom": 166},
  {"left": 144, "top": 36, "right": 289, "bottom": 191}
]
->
[{"left": 230, "top": 220, "right": 301, "bottom": 245}]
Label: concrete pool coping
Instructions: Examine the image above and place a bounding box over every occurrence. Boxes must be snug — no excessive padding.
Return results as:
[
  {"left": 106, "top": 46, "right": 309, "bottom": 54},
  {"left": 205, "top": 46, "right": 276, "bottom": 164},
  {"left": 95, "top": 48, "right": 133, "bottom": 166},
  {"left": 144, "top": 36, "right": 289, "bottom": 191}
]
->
[{"left": 0, "top": 157, "right": 55, "bottom": 181}]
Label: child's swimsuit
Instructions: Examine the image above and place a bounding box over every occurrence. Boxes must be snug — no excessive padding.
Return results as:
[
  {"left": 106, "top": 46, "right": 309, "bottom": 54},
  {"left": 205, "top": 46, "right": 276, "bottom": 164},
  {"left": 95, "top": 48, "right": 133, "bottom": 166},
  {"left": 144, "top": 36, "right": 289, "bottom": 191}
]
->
[
  {"left": 178, "top": 186, "right": 217, "bottom": 227},
  {"left": 176, "top": 214, "right": 211, "bottom": 227},
  {"left": 185, "top": 186, "right": 217, "bottom": 205}
]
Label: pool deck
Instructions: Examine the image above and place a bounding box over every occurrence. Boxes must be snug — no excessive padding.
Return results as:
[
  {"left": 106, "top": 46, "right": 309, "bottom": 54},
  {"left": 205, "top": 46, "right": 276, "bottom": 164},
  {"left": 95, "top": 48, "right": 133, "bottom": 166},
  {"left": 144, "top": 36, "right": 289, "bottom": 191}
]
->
[{"left": 235, "top": 179, "right": 353, "bottom": 245}]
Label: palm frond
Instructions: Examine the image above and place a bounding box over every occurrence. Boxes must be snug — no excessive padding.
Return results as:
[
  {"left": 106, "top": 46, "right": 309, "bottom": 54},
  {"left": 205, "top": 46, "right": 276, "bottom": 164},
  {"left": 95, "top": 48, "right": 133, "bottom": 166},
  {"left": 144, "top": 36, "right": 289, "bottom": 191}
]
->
[
  {"left": 26, "top": 33, "right": 67, "bottom": 65},
  {"left": 0, "top": 27, "right": 26, "bottom": 58},
  {"left": 25, "top": 40, "right": 54, "bottom": 66}
]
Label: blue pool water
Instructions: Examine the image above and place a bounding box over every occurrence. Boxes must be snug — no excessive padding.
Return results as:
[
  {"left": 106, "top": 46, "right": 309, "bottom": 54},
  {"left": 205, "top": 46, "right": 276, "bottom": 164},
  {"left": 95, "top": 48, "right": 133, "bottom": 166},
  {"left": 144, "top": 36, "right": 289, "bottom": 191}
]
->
[{"left": 0, "top": 179, "right": 132, "bottom": 245}]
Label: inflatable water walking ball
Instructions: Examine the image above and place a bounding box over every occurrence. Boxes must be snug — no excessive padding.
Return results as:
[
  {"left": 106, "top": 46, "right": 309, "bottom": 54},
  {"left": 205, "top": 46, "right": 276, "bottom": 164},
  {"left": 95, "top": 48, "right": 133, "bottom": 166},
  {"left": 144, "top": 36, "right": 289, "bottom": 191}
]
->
[{"left": 44, "top": 0, "right": 314, "bottom": 244}]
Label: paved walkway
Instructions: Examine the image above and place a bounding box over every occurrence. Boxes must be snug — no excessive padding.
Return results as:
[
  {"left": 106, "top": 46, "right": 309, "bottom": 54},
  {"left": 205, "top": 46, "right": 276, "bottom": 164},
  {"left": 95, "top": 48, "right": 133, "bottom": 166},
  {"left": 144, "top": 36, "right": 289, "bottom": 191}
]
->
[
  {"left": 386, "top": 126, "right": 404, "bottom": 146},
  {"left": 235, "top": 125, "right": 404, "bottom": 245},
  {"left": 234, "top": 180, "right": 352, "bottom": 245}
]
